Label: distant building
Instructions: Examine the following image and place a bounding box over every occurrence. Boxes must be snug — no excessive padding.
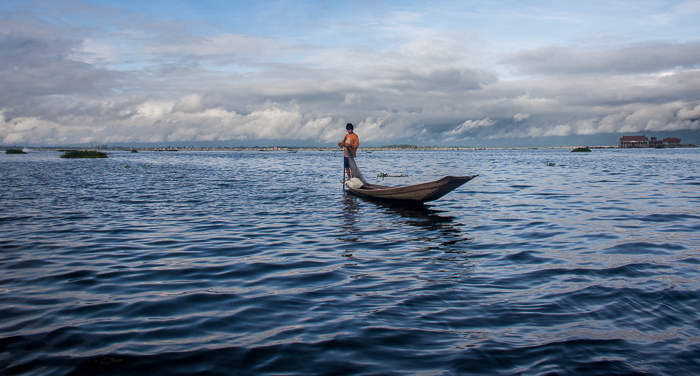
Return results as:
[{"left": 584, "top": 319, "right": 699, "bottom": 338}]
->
[
  {"left": 619, "top": 135, "right": 686, "bottom": 148},
  {"left": 663, "top": 137, "right": 681, "bottom": 147},
  {"left": 648, "top": 137, "right": 662, "bottom": 148},
  {"left": 619, "top": 135, "right": 649, "bottom": 148}
]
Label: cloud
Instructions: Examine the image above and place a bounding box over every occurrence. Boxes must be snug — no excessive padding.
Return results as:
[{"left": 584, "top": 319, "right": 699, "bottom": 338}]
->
[
  {"left": 445, "top": 118, "right": 496, "bottom": 135},
  {"left": 678, "top": 103, "right": 700, "bottom": 120},
  {"left": 1, "top": 3, "right": 700, "bottom": 146},
  {"left": 674, "top": 1, "right": 700, "bottom": 15},
  {"left": 514, "top": 113, "right": 529, "bottom": 121},
  {"left": 70, "top": 38, "right": 122, "bottom": 65},
  {"left": 0, "top": 34, "right": 124, "bottom": 102},
  {"left": 504, "top": 41, "right": 700, "bottom": 75},
  {"left": 140, "top": 33, "right": 307, "bottom": 65},
  {"left": 543, "top": 124, "right": 572, "bottom": 137},
  {"left": 0, "top": 99, "right": 340, "bottom": 145},
  {"left": 174, "top": 94, "right": 203, "bottom": 113}
]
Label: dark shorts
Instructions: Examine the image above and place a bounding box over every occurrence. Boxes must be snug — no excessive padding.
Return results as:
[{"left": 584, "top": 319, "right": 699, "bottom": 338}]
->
[{"left": 344, "top": 157, "right": 350, "bottom": 168}]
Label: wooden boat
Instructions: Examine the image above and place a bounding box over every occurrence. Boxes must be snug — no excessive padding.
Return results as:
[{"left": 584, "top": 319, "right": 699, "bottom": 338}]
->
[{"left": 345, "top": 175, "right": 478, "bottom": 203}]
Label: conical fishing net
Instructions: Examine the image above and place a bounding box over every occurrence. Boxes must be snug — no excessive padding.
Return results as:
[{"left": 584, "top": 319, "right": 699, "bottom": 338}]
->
[{"left": 346, "top": 148, "right": 370, "bottom": 186}]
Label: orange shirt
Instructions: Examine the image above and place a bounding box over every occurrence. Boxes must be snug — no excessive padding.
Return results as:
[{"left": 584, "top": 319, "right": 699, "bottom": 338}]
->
[{"left": 342, "top": 133, "right": 359, "bottom": 157}]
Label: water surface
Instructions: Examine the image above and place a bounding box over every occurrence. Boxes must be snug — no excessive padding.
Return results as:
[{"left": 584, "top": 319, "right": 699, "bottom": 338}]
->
[{"left": 1, "top": 148, "right": 699, "bottom": 375}]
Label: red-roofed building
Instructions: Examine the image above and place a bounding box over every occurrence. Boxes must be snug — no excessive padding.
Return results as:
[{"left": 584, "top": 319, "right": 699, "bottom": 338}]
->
[
  {"left": 619, "top": 135, "right": 684, "bottom": 148},
  {"left": 663, "top": 138, "right": 681, "bottom": 147},
  {"left": 619, "top": 135, "right": 648, "bottom": 148}
]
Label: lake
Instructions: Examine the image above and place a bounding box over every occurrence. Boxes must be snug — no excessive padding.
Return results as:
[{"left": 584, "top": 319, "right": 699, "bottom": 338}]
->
[{"left": 1, "top": 148, "right": 699, "bottom": 375}]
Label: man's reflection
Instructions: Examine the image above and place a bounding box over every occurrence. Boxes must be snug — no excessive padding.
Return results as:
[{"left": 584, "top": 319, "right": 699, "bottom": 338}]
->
[{"left": 338, "top": 192, "right": 361, "bottom": 242}]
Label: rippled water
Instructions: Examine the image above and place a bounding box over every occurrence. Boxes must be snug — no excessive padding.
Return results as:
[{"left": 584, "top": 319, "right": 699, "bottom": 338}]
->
[{"left": 1, "top": 148, "right": 699, "bottom": 375}]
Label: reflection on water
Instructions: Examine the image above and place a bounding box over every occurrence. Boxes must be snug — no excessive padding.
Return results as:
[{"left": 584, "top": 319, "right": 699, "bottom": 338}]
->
[
  {"left": 339, "top": 192, "right": 361, "bottom": 242},
  {"left": 374, "top": 199, "right": 454, "bottom": 227},
  {"left": 355, "top": 194, "right": 473, "bottom": 250}
]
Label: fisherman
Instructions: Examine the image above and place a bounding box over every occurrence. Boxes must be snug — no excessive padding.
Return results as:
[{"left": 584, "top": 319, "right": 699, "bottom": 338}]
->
[{"left": 338, "top": 123, "right": 359, "bottom": 181}]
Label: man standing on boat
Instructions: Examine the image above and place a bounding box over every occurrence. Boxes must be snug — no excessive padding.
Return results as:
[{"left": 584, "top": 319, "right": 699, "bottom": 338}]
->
[{"left": 338, "top": 123, "right": 359, "bottom": 181}]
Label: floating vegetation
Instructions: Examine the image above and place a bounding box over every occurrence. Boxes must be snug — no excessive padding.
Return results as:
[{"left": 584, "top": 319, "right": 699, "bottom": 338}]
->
[
  {"left": 571, "top": 147, "right": 591, "bottom": 152},
  {"left": 5, "top": 149, "right": 27, "bottom": 154},
  {"left": 60, "top": 150, "right": 108, "bottom": 158},
  {"left": 125, "top": 164, "right": 131, "bottom": 169},
  {"left": 378, "top": 172, "right": 409, "bottom": 178},
  {"left": 131, "top": 149, "right": 139, "bottom": 153},
  {"left": 547, "top": 162, "right": 556, "bottom": 166},
  {"left": 143, "top": 165, "right": 152, "bottom": 169},
  {"left": 655, "top": 145, "right": 666, "bottom": 149},
  {"left": 263, "top": 156, "right": 268, "bottom": 159}
]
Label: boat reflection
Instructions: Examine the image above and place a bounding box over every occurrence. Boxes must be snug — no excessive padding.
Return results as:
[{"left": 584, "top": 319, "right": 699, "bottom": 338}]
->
[
  {"left": 371, "top": 199, "right": 454, "bottom": 229},
  {"left": 342, "top": 192, "right": 472, "bottom": 248}
]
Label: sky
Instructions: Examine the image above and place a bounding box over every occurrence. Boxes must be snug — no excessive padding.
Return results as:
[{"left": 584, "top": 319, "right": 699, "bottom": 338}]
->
[{"left": 1, "top": 0, "right": 700, "bottom": 147}]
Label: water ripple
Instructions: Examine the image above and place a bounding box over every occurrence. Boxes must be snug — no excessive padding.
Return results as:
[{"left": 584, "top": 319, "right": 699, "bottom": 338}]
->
[{"left": 1, "top": 149, "right": 700, "bottom": 375}]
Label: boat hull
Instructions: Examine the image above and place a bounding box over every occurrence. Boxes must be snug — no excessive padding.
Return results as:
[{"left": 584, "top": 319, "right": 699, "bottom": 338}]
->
[{"left": 346, "top": 175, "right": 478, "bottom": 203}]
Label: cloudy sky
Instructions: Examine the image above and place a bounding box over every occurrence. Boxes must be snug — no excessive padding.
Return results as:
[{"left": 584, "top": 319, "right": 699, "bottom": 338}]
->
[{"left": 1, "top": 0, "right": 700, "bottom": 146}]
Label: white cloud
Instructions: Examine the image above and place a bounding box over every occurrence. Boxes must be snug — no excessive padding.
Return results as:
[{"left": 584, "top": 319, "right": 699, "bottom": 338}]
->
[
  {"left": 445, "top": 118, "right": 496, "bottom": 135},
  {"left": 135, "top": 101, "right": 174, "bottom": 119},
  {"left": 514, "top": 113, "right": 529, "bottom": 121},
  {"left": 0, "top": 100, "right": 341, "bottom": 145},
  {"left": 543, "top": 124, "right": 572, "bottom": 137},
  {"left": 678, "top": 103, "right": 700, "bottom": 120},
  {"left": 174, "top": 94, "right": 203, "bottom": 113}
]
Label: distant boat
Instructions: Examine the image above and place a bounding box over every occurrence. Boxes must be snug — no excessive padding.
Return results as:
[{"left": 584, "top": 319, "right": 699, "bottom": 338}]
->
[{"left": 345, "top": 175, "right": 478, "bottom": 203}]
